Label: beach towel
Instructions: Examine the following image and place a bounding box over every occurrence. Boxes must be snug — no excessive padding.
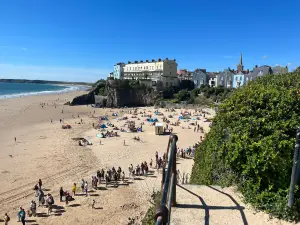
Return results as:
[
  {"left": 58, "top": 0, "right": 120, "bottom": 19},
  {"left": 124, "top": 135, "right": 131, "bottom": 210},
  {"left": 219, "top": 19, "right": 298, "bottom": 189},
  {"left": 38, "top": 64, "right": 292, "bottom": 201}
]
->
[{"left": 96, "top": 133, "right": 104, "bottom": 138}]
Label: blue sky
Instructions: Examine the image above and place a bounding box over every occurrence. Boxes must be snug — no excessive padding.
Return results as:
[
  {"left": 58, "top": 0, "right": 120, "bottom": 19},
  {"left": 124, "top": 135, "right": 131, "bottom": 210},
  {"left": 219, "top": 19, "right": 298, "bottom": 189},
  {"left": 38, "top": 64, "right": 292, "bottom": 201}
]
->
[{"left": 0, "top": 0, "right": 299, "bottom": 82}]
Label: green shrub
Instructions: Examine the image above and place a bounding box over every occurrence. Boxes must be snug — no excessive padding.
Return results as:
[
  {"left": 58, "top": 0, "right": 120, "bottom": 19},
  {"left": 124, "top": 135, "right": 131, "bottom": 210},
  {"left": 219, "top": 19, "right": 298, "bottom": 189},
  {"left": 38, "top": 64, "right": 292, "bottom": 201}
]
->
[
  {"left": 191, "top": 72, "right": 300, "bottom": 220},
  {"left": 175, "top": 89, "right": 190, "bottom": 102},
  {"left": 141, "top": 190, "right": 161, "bottom": 225}
]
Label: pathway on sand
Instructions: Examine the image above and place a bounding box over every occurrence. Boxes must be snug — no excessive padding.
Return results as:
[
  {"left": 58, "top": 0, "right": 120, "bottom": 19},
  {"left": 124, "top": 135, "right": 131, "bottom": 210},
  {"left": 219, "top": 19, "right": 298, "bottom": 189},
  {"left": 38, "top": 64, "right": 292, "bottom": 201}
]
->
[{"left": 171, "top": 184, "right": 294, "bottom": 225}]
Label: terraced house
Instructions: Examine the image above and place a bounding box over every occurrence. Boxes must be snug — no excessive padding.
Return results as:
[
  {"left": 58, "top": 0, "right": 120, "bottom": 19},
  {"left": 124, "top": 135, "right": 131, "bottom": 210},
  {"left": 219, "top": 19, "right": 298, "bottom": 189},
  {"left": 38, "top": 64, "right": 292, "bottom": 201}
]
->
[
  {"left": 177, "top": 69, "right": 193, "bottom": 81},
  {"left": 114, "top": 58, "right": 178, "bottom": 87},
  {"left": 192, "top": 69, "right": 208, "bottom": 88},
  {"left": 216, "top": 69, "right": 234, "bottom": 88}
]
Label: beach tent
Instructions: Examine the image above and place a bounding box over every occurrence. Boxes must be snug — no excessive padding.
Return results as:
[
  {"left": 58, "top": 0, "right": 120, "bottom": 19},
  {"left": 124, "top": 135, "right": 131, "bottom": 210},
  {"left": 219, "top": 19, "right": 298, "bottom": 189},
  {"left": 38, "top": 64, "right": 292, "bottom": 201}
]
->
[
  {"left": 155, "top": 123, "right": 164, "bottom": 135},
  {"left": 112, "top": 113, "right": 118, "bottom": 116},
  {"left": 178, "top": 116, "right": 183, "bottom": 120}
]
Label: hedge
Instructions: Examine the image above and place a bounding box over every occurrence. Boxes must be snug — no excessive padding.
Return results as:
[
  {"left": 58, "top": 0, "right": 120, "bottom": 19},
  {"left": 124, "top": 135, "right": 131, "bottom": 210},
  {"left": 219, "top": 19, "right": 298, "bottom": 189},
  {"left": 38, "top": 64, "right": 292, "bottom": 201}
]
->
[{"left": 191, "top": 72, "right": 300, "bottom": 220}]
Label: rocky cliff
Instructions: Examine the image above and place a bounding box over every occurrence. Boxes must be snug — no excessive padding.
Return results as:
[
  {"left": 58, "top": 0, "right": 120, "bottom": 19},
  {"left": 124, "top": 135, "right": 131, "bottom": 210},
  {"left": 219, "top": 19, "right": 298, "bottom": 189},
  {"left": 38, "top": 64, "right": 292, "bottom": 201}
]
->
[
  {"left": 70, "top": 91, "right": 95, "bottom": 105},
  {"left": 105, "top": 80, "right": 156, "bottom": 107},
  {"left": 71, "top": 80, "right": 157, "bottom": 107}
]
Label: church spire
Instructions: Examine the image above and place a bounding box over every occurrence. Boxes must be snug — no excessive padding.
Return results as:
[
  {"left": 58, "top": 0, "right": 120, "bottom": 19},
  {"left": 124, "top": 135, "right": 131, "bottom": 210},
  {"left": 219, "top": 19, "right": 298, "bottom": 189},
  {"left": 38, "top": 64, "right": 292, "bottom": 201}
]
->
[
  {"left": 237, "top": 53, "right": 244, "bottom": 72},
  {"left": 239, "top": 53, "right": 243, "bottom": 65}
]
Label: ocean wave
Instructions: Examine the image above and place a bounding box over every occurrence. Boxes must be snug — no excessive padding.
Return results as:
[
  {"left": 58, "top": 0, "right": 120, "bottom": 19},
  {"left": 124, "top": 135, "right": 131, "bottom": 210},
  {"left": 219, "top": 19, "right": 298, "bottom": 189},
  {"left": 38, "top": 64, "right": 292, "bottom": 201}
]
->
[{"left": 0, "top": 85, "right": 89, "bottom": 99}]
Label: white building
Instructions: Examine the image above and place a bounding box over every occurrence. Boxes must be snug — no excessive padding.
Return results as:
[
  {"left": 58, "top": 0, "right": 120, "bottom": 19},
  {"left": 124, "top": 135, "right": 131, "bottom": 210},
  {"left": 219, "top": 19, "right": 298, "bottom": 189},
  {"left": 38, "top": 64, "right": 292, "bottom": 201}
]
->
[{"left": 122, "top": 58, "right": 178, "bottom": 87}]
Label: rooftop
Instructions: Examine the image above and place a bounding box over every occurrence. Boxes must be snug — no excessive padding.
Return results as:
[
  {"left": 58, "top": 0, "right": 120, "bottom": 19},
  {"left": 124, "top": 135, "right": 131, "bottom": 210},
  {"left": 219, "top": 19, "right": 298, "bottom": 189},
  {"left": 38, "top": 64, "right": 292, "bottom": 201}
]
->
[{"left": 125, "top": 58, "right": 176, "bottom": 64}]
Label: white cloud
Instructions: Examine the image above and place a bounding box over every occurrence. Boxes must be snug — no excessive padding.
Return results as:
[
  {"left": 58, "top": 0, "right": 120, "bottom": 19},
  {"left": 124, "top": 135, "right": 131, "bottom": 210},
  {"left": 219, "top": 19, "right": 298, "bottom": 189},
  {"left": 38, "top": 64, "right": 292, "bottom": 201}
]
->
[
  {"left": 262, "top": 55, "right": 268, "bottom": 59},
  {"left": 0, "top": 64, "right": 111, "bottom": 82}
]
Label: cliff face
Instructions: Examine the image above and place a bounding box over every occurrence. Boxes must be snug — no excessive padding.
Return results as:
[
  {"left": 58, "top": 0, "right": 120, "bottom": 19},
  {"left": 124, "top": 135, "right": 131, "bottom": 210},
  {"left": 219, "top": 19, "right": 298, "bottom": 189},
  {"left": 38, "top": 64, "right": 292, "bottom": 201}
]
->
[
  {"left": 105, "top": 80, "right": 156, "bottom": 107},
  {"left": 71, "top": 80, "right": 157, "bottom": 107},
  {"left": 70, "top": 89, "right": 96, "bottom": 105}
]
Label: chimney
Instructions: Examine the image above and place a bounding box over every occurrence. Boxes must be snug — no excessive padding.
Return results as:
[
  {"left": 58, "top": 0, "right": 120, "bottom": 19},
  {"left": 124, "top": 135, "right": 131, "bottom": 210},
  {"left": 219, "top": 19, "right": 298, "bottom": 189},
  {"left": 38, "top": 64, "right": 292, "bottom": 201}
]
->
[
  {"left": 152, "top": 59, "right": 155, "bottom": 62},
  {"left": 247, "top": 69, "right": 249, "bottom": 73},
  {"left": 255, "top": 65, "right": 258, "bottom": 68},
  {"left": 140, "top": 60, "right": 143, "bottom": 63},
  {"left": 174, "top": 59, "right": 176, "bottom": 62},
  {"left": 158, "top": 58, "right": 161, "bottom": 62},
  {"left": 165, "top": 57, "right": 169, "bottom": 60},
  {"left": 146, "top": 60, "right": 149, "bottom": 62},
  {"left": 128, "top": 61, "right": 131, "bottom": 64}
]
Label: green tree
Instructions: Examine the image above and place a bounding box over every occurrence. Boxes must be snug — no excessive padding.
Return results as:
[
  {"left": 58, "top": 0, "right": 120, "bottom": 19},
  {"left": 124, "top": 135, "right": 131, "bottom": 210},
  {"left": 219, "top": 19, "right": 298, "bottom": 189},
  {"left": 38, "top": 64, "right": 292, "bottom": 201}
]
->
[
  {"left": 175, "top": 89, "right": 190, "bottom": 102},
  {"left": 191, "top": 72, "right": 300, "bottom": 220}
]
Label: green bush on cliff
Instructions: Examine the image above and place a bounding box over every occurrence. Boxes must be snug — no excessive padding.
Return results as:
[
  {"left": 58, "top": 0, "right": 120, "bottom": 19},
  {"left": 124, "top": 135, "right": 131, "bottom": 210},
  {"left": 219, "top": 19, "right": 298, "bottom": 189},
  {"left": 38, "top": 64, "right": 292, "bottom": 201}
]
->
[{"left": 191, "top": 72, "right": 300, "bottom": 220}]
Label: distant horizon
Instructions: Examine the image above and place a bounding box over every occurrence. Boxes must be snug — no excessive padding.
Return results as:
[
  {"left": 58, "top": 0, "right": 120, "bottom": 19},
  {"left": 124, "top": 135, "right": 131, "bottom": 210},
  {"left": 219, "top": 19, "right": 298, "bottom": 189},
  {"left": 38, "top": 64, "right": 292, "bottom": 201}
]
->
[
  {"left": 0, "top": 77, "right": 93, "bottom": 84},
  {"left": 1, "top": 0, "right": 299, "bottom": 82}
]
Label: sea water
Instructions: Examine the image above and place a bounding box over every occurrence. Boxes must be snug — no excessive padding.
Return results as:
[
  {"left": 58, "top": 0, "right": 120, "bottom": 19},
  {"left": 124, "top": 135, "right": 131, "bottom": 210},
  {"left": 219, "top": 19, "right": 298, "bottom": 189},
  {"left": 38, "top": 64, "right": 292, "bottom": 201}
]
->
[{"left": 0, "top": 82, "right": 87, "bottom": 99}]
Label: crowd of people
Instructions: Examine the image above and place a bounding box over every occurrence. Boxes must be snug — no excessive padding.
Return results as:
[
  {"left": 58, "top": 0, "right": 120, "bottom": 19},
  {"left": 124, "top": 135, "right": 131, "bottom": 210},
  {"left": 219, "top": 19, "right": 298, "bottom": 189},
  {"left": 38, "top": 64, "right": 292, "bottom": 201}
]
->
[{"left": 2, "top": 107, "right": 210, "bottom": 224}]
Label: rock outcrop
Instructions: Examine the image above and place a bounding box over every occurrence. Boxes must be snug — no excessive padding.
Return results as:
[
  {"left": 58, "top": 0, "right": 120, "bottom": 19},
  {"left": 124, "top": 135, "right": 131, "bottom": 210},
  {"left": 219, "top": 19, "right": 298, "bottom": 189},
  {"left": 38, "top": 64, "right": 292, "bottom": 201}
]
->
[
  {"left": 70, "top": 85, "right": 102, "bottom": 105},
  {"left": 71, "top": 80, "right": 157, "bottom": 107},
  {"left": 70, "top": 92, "right": 95, "bottom": 105},
  {"left": 105, "top": 80, "right": 156, "bottom": 107}
]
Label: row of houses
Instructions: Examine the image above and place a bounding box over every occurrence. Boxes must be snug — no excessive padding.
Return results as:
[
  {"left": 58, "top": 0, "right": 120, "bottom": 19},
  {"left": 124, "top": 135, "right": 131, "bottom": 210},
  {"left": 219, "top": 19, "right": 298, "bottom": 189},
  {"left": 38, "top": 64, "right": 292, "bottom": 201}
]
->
[
  {"left": 180, "top": 54, "right": 288, "bottom": 88},
  {"left": 109, "top": 54, "right": 288, "bottom": 89},
  {"left": 111, "top": 58, "right": 178, "bottom": 87}
]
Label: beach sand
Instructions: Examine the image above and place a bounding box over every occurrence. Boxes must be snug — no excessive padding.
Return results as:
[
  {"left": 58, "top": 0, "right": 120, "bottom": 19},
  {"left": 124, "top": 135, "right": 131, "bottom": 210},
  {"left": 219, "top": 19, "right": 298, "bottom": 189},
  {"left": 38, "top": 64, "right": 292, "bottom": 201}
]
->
[{"left": 0, "top": 92, "right": 294, "bottom": 225}]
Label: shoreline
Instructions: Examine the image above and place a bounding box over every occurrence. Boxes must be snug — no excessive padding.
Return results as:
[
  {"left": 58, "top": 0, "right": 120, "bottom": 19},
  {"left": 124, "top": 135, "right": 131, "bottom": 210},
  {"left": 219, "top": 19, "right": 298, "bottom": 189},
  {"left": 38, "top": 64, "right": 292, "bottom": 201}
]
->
[{"left": 0, "top": 83, "right": 90, "bottom": 99}]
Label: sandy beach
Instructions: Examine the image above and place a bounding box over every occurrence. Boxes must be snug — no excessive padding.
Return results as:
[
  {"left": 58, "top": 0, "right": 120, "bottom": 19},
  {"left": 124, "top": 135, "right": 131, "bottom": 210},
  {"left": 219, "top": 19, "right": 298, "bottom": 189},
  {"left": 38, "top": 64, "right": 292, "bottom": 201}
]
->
[
  {"left": 0, "top": 91, "right": 295, "bottom": 225},
  {"left": 0, "top": 90, "right": 206, "bottom": 225}
]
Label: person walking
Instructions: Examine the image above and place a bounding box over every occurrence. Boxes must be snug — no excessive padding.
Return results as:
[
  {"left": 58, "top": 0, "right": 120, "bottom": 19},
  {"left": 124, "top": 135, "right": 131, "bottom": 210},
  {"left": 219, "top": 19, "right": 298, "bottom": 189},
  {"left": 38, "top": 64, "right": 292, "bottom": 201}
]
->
[
  {"left": 84, "top": 181, "right": 88, "bottom": 197},
  {"left": 3, "top": 213, "right": 10, "bottom": 225},
  {"left": 20, "top": 208, "right": 26, "bottom": 225},
  {"left": 30, "top": 201, "right": 37, "bottom": 217},
  {"left": 81, "top": 179, "right": 85, "bottom": 193},
  {"left": 38, "top": 179, "right": 42, "bottom": 190},
  {"left": 72, "top": 183, "right": 76, "bottom": 196},
  {"left": 17, "top": 207, "right": 22, "bottom": 222},
  {"left": 59, "top": 187, "right": 64, "bottom": 202}
]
